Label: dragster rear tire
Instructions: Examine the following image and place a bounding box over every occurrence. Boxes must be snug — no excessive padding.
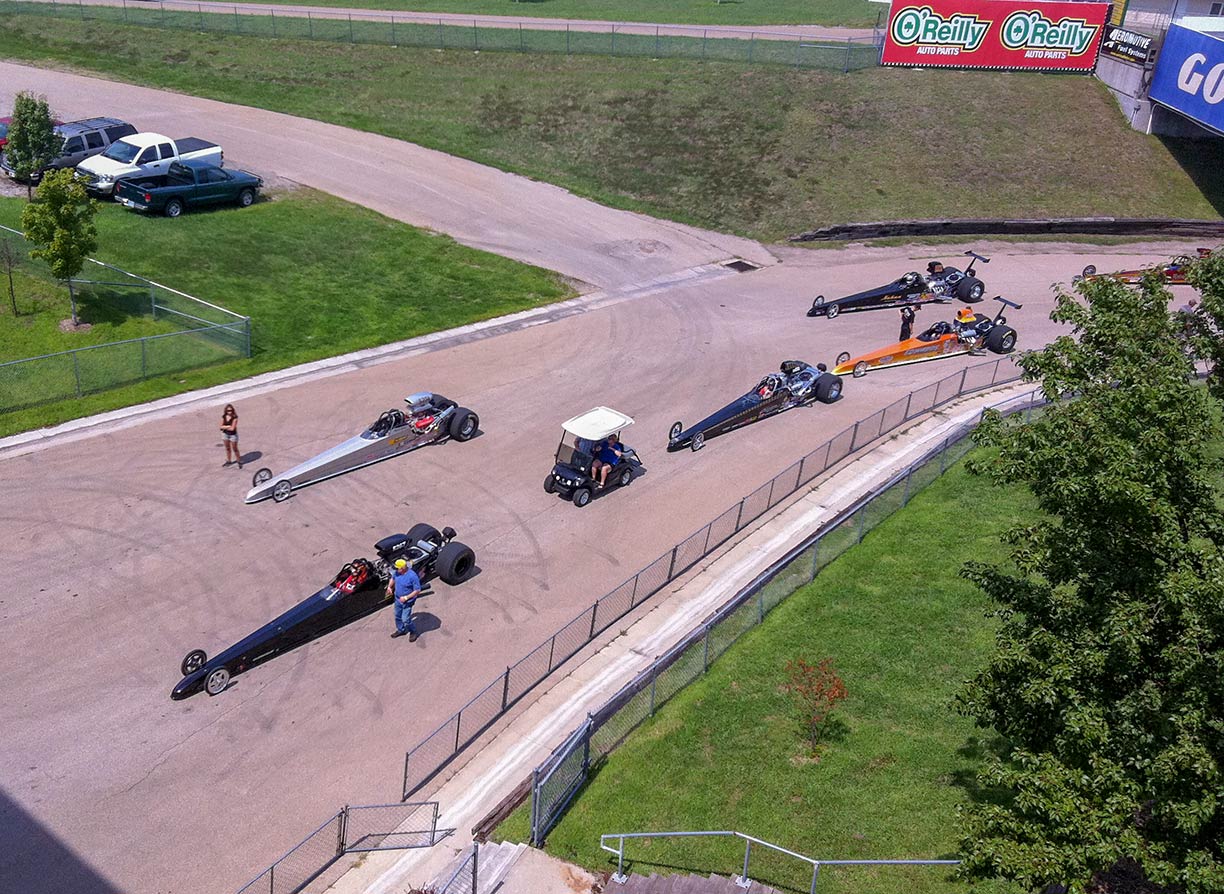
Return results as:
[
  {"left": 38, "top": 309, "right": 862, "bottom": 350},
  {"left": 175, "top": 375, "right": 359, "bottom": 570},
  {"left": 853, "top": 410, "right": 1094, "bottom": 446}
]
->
[
  {"left": 436, "top": 541, "right": 476, "bottom": 584},
  {"left": 985, "top": 325, "right": 1017, "bottom": 354}
]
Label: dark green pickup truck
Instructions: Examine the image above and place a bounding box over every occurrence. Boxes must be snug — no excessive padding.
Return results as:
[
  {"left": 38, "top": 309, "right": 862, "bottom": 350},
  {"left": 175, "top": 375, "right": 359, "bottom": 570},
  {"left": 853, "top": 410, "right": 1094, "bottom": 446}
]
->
[{"left": 114, "top": 159, "right": 262, "bottom": 217}]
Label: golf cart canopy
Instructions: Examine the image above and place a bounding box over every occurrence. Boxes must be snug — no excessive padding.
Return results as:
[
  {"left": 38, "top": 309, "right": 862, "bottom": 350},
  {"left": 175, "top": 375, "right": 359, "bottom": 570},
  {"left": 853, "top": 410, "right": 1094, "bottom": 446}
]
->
[{"left": 561, "top": 407, "right": 635, "bottom": 441}]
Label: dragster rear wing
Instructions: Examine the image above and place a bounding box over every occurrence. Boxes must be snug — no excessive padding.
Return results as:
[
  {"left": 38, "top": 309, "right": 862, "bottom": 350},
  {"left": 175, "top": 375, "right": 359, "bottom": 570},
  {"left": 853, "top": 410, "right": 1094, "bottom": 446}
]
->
[
  {"left": 991, "top": 295, "right": 1022, "bottom": 323},
  {"left": 963, "top": 250, "right": 991, "bottom": 275}
]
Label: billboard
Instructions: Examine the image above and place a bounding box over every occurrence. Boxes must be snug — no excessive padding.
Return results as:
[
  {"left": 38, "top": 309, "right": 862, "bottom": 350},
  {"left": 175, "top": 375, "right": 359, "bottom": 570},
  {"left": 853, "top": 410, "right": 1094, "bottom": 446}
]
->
[
  {"left": 1100, "top": 25, "right": 1155, "bottom": 64},
  {"left": 1149, "top": 25, "right": 1224, "bottom": 135},
  {"left": 881, "top": 0, "right": 1111, "bottom": 71}
]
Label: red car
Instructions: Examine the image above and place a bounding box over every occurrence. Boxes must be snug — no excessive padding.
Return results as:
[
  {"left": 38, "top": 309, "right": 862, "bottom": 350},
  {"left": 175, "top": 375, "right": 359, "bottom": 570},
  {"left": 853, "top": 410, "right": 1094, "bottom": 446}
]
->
[{"left": 0, "top": 116, "right": 64, "bottom": 151}]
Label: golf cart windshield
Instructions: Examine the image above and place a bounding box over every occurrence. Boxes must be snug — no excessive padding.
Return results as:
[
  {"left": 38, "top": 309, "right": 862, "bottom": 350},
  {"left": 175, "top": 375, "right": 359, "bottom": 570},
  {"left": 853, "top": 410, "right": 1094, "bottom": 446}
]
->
[{"left": 555, "top": 434, "right": 601, "bottom": 468}]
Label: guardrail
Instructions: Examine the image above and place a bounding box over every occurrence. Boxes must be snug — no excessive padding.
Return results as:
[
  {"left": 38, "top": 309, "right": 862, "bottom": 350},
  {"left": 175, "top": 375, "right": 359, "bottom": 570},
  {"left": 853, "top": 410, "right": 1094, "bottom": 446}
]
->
[
  {"left": 524, "top": 385, "right": 1047, "bottom": 846},
  {"left": 4, "top": 0, "right": 884, "bottom": 71},
  {"left": 234, "top": 801, "right": 448, "bottom": 894},
  {"left": 789, "top": 217, "right": 1224, "bottom": 242},
  {"left": 400, "top": 355, "right": 1023, "bottom": 800},
  {"left": 600, "top": 830, "right": 960, "bottom": 893}
]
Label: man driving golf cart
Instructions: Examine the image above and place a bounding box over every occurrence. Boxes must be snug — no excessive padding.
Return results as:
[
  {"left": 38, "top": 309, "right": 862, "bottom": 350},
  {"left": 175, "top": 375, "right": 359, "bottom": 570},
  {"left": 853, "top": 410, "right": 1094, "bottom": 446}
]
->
[{"left": 544, "top": 407, "right": 640, "bottom": 508}]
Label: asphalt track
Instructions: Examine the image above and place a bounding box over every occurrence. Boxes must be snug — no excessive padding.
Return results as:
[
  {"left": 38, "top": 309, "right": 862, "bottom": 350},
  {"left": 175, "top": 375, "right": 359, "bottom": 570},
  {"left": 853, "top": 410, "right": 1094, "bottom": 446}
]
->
[{"left": 0, "top": 58, "right": 1195, "bottom": 894}]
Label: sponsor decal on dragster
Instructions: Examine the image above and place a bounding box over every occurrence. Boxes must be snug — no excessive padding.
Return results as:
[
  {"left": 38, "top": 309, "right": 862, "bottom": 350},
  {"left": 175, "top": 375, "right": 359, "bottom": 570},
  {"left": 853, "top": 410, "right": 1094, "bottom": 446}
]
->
[{"left": 882, "top": 0, "right": 1109, "bottom": 71}]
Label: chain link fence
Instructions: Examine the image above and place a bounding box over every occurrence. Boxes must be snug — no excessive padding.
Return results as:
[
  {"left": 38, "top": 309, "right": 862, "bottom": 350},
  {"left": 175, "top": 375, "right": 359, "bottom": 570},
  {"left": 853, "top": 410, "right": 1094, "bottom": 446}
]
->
[
  {"left": 234, "top": 801, "right": 444, "bottom": 894},
  {"left": 4, "top": 0, "right": 883, "bottom": 71},
  {"left": 527, "top": 386, "right": 1049, "bottom": 845},
  {"left": 401, "top": 356, "right": 1023, "bottom": 799},
  {"left": 0, "top": 224, "right": 250, "bottom": 411},
  {"left": 435, "top": 845, "right": 478, "bottom": 894}
]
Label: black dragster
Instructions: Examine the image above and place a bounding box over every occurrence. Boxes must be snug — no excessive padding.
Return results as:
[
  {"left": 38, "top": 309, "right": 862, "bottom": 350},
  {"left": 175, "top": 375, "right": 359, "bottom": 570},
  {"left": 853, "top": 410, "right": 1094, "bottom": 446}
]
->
[
  {"left": 807, "top": 251, "right": 988, "bottom": 319},
  {"left": 171, "top": 524, "right": 475, "bottom": 699},
  {"left": 668, "top": 360, "right": 843, "bottom": 452}
]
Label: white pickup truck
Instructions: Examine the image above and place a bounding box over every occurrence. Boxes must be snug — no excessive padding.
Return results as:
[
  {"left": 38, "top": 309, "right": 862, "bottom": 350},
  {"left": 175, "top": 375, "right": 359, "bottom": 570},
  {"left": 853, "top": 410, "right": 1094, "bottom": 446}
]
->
[{"left": 76, "top": 132, "right": 223, "bottom": 196}]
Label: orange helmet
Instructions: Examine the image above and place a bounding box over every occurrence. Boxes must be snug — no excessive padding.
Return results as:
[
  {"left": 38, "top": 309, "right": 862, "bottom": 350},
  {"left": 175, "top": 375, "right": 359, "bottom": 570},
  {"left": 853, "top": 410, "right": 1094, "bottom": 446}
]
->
[{"left": 956, "top": 308, "right": 974, "bottom": 322}]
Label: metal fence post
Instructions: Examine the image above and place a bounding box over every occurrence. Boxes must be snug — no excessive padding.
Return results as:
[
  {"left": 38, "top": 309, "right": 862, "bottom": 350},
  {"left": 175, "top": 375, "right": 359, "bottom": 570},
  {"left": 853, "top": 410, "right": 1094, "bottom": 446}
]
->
[
  {"left": 348, "top": 13, "right": 354, "bottom": 42},
  {"left": 160, "top": 0, "right": 166, "bottom": 26},
  {"left": 741, "top": 839, "right": 753, "bottom": 885},
  {"left": 703, "top": 626, "right": 710, "bottom": 671},
  {"left": 566, "top": 22, "right": 570, "bottom": 54},
  {"left": 795, "top": 36, "right": 801, "bottom": 67},
  {"left": 547, "top": 634, "right": 556, "bottom": 671},
  {"left": 855, "top": 506, "right": 866, "bottom": 542},
  {"left": 473, "top": 19, "right": 479, "bottom": 49},
  {"left": 337, "top": 806, "right": 348, "bottom": 855},
  {"left": 431, "top": 801, "right": 440, "bottom": 845},
  {"left": 529, "top": 767, "right": 540, "bottom": 845},
  {"left": 270, "top": 8, "right": 275, "bottom": 38},
  {"left": 141, "top": 337, "right": 147, "bottom": 377},
  {"left": 454, "top": 710, "right": 463, "bottom": 752},
  {"left": 72, "top": 352, "right": 81, "bottom": 397},
  {"left": 439, "top": 18, "right": 445, "bottom": 48},
  {"left": 810, "top": 538, "right": 821, "bottom": 578},
  {"left": 389, "top": 15, "right": 395, "bottom": 45},
  {"left": 904, "top": 391, "right": 914, "bottom": 420},
  {"left": 666, "top": 545, "right": 679, "bottom": 580},
  {"left": 308, "top": 10, "right": 314, "bottom": 39},
  {"left": 611, "top": 23, "right": 616, "bottom": 54},
  {"left": 851, "top": 420, "right": 861, "bottom": 450},
  {"left": 810, "top": 861, "right": 820, "bottom": 894},
  {"left": 843, "top": 38, "right": 853, "bottom": 72},
  {"left": 197, "top": 3, "right": 203, "bottom": 30},
  {"left": 472, "top": 843, "right": 479, "bottom": 894},
  {"left": 582, "top": 715, "right": 592, "bottom": 774},
  {"left": 939, "top": 436, "right": 950, "bottom": 472},
  {"left": 902, "top": 467, "right": 912, "bottom": 505},
  {"left": 766, "top": 477, "right": 776, "bottom": 508},
  {"left": 501, "top": 667, "right": 510, "bottom": 710},
  {"left": 519, "top": 22, "right": 524, "bottom": 52},
  {"left": 403, "top": 751, "right": 411, "bottom": 800},
  {"left": 655, "top": 24, "right": 660, "bottom": 55},
  {"left": 958, "top": 367, "right": 968, "bottom": 396},
  {"left": 757, "top": 590, "right": 764, "bottom": 623},
  {"left": 648, "top": 666, "right": 657, "bottom": 715},
  {"left": 749, "top": 33, "right": 754, "bottom": 62},
  {"left": 589, "top": 602, "right": 599, "bottom": 639},
  {"left": 702, "top": 29, "right": 707, "bottom": 59},
  {"left": 122, "top": 0, "right": 128, "bottom": 22},
  {"left": 734, "top": 499, "right": 745, "bottom": 532}
]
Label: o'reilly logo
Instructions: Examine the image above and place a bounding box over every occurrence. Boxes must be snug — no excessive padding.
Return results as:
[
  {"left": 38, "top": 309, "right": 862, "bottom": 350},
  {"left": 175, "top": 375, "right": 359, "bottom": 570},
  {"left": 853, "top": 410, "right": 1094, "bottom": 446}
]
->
[
  {"left": 890, "top": 6, "right": 991, "bottom": 53},
  {"left": 1000, "top": 11, "right": 1100, "bottom": 56}
]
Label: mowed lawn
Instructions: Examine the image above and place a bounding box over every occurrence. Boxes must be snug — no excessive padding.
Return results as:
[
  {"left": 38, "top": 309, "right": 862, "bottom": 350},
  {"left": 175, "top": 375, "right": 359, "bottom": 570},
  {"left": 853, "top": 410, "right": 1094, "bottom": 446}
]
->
[
  {"left": 495, "top": 456, "right": 1034, "bottom": 894},
  {"left": 1, "top": 15, "right": 1221, "bottom": 240},
  {"left": 220, "top": 0, "right": 884, "bottom": 27},
  {"left": 0, "top": 190, "right": 569, "bottom": 434}
]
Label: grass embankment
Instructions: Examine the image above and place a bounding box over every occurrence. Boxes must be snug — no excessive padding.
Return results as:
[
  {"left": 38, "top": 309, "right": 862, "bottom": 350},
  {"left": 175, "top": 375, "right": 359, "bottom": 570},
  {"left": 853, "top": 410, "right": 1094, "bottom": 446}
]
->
[
  {"left": 495, "top": 456, "right": 1034, "bottom": 894},
  {"left": 0, "top": 190, "right": 569, "bottom": 435},
  {"left": 1, "top": 15, "right": 1221, "bottom": 241},
  {"left": 212, "top": 0, "right": 882, "bottom": 27}
]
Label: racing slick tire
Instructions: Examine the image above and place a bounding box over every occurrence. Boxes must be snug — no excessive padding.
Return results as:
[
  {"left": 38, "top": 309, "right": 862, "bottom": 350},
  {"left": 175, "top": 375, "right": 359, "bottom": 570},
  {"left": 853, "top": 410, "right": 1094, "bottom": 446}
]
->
[
  {"left": 436, "top": 541, "right": 476, "bottom": 584},
  {"left": 853, "top": 361, "right": 869, "bottom": 378},
  {"left": 272, "top": 479, "right": 293, "bottom": 502},
  {"left": 572, "top": 487, "right": 592, "bottom": 508},
  {"left": 544, "top": 474, "right": 557, "bottom": 494},
  {"left": 836, "top": 351, "right": 851, "bottom": 367},
  {"left": 449, "top": 408, "right": 479, "bottom": 441},
  {"left": 617, "top": 466, "right": 634, "bottom": 488},
  {"left": 205, "top": 667, "right": 231, "bottom": 696},
  {"left": 669, "top": 421, "right": 683, "bottom": 442},
  {"left": 181, "top": 649, "right": 207, "bottom": 677},
  {"left": 813, "top": 373, "right": 843, "bottom": 404},
  {"left": 164, "top": 198, "right": 185, "bottom": 219},
  {"left": 1082, "top": 264, "right": 1096, "bottom": 278},
  {"left": 808, "top": 295, "right": 825, "bottom": 317},
  {"left": 825, "top": 302, "right": 840, "bottom": 320},
  {"left": 956, "top": 276, "right": 985, "bottom": 303},
  {"left": 691, "top": 431, "right": 705, "bottom": 452},
  {"left": 984, "top": 325, "right": 1017, "bottom": 354},
  {"left": 407, "top": 523, "right": 442, "bottom": 547},
  {"left": 252, "top": 467, "right": 273, "bottom": 487}
]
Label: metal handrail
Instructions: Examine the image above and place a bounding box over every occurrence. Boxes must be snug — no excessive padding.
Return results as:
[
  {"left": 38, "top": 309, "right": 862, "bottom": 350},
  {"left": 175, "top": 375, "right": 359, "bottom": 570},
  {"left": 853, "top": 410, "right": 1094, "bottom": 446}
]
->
[{"left": 599, "top": 830, "right": 959, "bottom": 894}]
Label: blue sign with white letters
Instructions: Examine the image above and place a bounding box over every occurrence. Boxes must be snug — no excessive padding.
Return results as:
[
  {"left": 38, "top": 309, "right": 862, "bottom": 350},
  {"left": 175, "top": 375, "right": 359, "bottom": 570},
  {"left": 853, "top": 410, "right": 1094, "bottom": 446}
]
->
[{"left": 1149, "top": 25, "right": 1224, "bottom": 134}]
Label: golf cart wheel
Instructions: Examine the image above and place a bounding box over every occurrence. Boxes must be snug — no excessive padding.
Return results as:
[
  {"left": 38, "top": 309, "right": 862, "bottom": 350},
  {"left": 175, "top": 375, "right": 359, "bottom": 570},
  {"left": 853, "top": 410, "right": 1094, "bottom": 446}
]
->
[
  {"left": 572, "top": 487, "right": 592, "bottom": 507},
  {"left": 668, "top": 421, "right": 682, "bottom": 442},
  {"left": 825, "top": 302, "right": 840, "bottom": 320},
  {"left": 450, "top": 408, "right": 479, "bottom": 441},
  {"left": 407, "top": 523, "right": 441, "bottom": 546},
  {"left": 181, "top": 649, "right": 207, "bottom": 677},
  {"left": 272, "top": 479, "right": 293, "bottom": 502},
  {"left": 252, "top": 467, "right": 273, "bottom": 487},
  {"left": 544, "top": 474, "right": 557, "bottom": 494},
  {"left": 437, "top": 541, "right": 476, "bottom": 584},
  {"left": 1082, "top": 264, "right": 1096, "bottom": 278},
  {"left": 836, "top": 351, "right": 851, "bottom": 367},
  {"left": 205, "top": 667, "right": 231, "bottom": 696},
  {"left": 691, "top": 431, "right": 705, "bottom": 452},
  {"left": 853, "top": 361, "right": 868, "bottom": 378},
  {"left": 617, "top": 466, "right": 633, "bottom": 488},
  {"left": 985, "top": 325, "right": 1017, "bottom": 354}
]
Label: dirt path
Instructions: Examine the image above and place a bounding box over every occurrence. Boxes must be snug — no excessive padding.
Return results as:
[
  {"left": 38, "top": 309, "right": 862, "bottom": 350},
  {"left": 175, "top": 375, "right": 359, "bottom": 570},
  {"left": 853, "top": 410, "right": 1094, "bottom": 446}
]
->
[{"left": 0, "top": 62, "right": 774, "bottom": 291}]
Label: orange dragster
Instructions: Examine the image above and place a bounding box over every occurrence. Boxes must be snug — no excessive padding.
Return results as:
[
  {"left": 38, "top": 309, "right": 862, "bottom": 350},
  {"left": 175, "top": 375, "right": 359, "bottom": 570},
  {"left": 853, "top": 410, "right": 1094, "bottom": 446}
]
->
[{"left": 833, "top": 297, "right": 1021, "bottom": 379}]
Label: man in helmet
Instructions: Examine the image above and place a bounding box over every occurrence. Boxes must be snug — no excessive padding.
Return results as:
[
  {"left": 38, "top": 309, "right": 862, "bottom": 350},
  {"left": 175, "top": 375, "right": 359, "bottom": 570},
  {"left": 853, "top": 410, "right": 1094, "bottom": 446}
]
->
[
  {"left": 388, "top": 557, "right": 422, "bottom": 641},
  {"left": 927, "top": 261, "right": 945, "bottom": 277}
]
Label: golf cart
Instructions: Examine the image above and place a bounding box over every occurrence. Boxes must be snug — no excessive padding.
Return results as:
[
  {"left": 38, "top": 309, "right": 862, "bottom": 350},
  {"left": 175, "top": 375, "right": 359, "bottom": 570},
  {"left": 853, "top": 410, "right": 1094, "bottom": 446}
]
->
[{"left": 544, "top": 407, "right": 641, "bottom": 507}]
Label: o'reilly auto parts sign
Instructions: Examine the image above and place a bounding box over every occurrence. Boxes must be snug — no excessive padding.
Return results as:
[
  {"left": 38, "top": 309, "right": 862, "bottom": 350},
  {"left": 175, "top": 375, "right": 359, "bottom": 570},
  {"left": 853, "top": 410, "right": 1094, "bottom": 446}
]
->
[
  {"left": 1149, "top": 25, "right": 1224, "bottom": 134},
  {"left": 881, "top": 0, "right": 1110, "bottom": 71}
]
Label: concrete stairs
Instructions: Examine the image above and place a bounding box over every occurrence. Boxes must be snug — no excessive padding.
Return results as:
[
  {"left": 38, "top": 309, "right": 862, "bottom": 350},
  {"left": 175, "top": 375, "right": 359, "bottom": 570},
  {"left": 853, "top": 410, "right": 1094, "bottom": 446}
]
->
[
  {"left": 612, "top": 872, "right": 781, "bottom": 894},
  {"left": 430, "top": 840, "right": 528, "bottom": 894}
]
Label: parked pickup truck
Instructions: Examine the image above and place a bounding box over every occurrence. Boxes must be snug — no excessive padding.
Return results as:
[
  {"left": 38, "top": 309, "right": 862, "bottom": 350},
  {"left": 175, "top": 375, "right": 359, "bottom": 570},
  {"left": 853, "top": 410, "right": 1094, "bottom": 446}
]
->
[
  {"left": 77, "top": 132, "right": 222, "bottom": 196},
  {"left": 115, "top": 161, "right": 262, "bottom": 217}
]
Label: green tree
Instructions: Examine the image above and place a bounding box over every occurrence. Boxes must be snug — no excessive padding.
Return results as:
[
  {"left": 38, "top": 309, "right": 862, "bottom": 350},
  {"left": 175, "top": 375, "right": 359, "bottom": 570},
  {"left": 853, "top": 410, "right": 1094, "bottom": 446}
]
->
[
  {"left": 4, "top": 92, "right": 60, "bottom": 200},
  {"left": 21, "top": 169, "right": 98, "bottom": 326},
  {"left": 955, "top": 269, "right": 1224, "bottom": 893},
  {"left": 1186, "top": 248, "right": 1224, "bottom": 403}
]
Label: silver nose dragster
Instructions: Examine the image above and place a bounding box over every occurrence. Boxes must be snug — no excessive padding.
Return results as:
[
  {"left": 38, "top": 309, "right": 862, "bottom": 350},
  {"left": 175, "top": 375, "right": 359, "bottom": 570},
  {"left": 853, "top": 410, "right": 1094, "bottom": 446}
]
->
[{"left": 245, "top": 392, "right": 478, "bottom": 503}]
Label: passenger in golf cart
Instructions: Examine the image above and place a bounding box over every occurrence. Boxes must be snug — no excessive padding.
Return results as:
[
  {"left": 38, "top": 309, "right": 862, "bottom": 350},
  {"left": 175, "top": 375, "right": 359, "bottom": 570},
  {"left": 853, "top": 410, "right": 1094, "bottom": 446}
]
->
[{"left": 544, "top": 407, "right": 641, "bottom": 508}]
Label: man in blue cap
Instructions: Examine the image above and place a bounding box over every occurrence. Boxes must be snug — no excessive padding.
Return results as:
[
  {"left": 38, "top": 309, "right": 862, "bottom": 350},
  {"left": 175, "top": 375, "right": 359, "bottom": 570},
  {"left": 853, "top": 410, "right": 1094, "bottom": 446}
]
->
[{"left": 388, "top": 557, "right": 422, "bottom": 641}]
